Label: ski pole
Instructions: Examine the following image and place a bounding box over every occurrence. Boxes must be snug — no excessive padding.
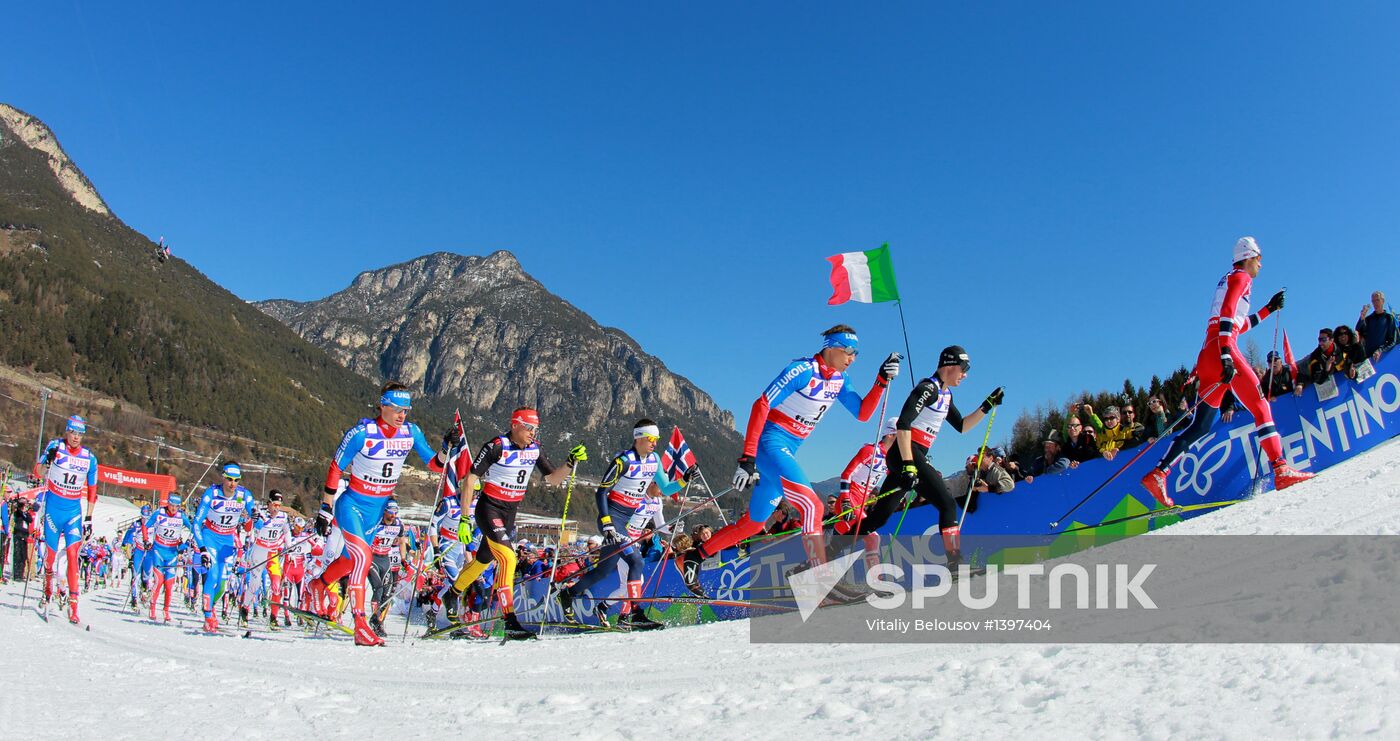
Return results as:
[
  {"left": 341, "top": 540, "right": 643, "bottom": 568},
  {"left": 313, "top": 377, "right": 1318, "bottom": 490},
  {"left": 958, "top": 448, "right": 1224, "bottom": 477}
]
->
[
  {"left": 845, "top": 386, "right": 890, "bottom": 554},
  {"left": 539, "top": 464, "right": 578, "bottom": 635},
  {"left": 514, "top": 484, "right": 736, "bottom": 590},
  {"left": 1049, "top": 382, "right": 1221, "bottom": 528},
  {"left": 403, "top": 410, "right": 462, "bottom": 642},
  {"left": 956, "top": 404, "right": 999, "bottom": 531}
]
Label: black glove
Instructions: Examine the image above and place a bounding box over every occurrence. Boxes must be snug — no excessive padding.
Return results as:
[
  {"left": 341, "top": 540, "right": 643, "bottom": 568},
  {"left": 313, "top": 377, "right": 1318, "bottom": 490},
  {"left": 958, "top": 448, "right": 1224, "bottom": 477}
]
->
[
  {"left": 201, "top": 549, "right": 214, "bottom": 568},
  {"left": 315, "top": 504, "right": 334, "bottom": 536},
  {"left": 878, "top": 352, "right": 902, "bottom": 383},
  {"left": 896, "top": 463, "right": 920, "bottom": 491},
  {"left": 1266, "top": 290, "right": 1286, "bottom": 313},
  {"left": 43, "top": 445, "right": 58, "bottom": 466},
  {"left": 83, "top": 516, "right": 93, "bottom": 540},
  {"left": 1220, "top": 355, "right": 1236, "bottom": 384},
  {"left": 733, "top": 455, "right": 757, "bottom": 489},
  {"left": 601, "top": 524, "right": 623, "bottom": 547},
  {"left": 441, "top": 425, "right": 463, "bottom": 452},
  {"left": 980, "top": 386, "right": 1005, "bottom": 413}
]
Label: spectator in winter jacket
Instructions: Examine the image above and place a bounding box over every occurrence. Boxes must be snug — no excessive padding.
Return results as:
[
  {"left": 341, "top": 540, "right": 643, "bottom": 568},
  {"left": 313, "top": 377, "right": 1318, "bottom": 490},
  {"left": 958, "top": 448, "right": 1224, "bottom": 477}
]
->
[
  {"left": 1332, "top": 325, "right": 1367, "bottom": 380},
  {"left": 1302, "top": 328, "right": 1340, "bottom": 388},
  {"left": 1260, "top": 351, "right": 1297, "bottom": 400},
  {"left": 946, "top": 448, "right": 1015, "bottom": 514},
  {"left": 1144, "top": 396, "right": 1171, "bottom": 442},
  {"left": 1095, "top": 406, "right": 1135, "bottom": 460},
  {"left": 1121, "top": 404, "right": 1147, "bottom": 448},
  {"left": 10, "top": 498, "right": 32, "bottom": 580},
  {"left": 1063, "top": 416, "right": 1100, "bottom": 464},
  {"left": 1026, "top": 433, "right": 1072, "bottom": 482},
  {"left": 1219, "top": 390, "right": 1241, "bottom": 425},
  {"left": 0, "top": 496, "right": 9, "bottom": 583},
  {"left": 1357, "top": 291, "right": 1397, "bottom": 362}
]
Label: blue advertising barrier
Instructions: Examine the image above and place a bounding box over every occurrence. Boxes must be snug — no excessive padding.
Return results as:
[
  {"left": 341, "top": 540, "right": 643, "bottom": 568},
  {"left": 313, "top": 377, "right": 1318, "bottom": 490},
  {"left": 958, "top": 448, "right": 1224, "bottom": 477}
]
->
[{"left": 515, "top": 350, "right": 1400, "bottom": 627}]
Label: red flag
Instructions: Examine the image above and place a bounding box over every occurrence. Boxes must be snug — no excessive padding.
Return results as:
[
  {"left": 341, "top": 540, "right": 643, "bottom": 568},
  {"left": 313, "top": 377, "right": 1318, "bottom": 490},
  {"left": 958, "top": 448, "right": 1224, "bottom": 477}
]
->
[
  {"left": 661, "top": 426, "right": 697, "bottom": 481},
  {"left": 1283, "top": 330, "right": 1298, "bottom": 382}
]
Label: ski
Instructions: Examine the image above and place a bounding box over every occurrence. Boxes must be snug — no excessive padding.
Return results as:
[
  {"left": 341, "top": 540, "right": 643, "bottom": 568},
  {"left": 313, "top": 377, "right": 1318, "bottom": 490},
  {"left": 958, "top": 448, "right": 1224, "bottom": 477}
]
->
[
  {"left": 279, "top": 605, "right": 354, "bottom": 636},
  {"left": 422, "top": 612, "right": 499, "bottom": 640},
  {"left": 521, "top": 620, "right": 625, "bottom": 634},
  {"left": 605, "top": 595, "right": 795, "bottom": 611},
  {"left": 1060, "top": 499, "right": 1244, "bottom": 534}
]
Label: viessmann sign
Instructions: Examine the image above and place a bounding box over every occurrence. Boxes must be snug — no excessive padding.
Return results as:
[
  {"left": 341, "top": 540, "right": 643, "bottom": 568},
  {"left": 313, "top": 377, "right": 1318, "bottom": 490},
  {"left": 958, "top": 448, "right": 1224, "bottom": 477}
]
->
[{"left": 97, "top": 465, "right": 177, "bottom": 493}]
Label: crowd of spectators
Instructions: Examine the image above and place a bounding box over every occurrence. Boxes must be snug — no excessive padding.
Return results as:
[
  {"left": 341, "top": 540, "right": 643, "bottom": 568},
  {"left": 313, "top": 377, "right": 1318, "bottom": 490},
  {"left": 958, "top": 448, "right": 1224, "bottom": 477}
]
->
[{"left": 994, "top": 289, "right": 1396, "bottom": 493}]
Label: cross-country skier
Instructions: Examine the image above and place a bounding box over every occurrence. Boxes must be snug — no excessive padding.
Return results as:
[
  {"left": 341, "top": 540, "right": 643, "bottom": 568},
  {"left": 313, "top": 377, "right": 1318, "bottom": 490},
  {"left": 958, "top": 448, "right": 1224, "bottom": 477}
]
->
[
  {"left": 681, "top": 326, "right": 899, "bottom": 597},
  {"left": 309, "top": 382, "right": 452, "bottom": 646},
  {"left": 122, "top": 505, "right": 154, "bottom": 609},
  {"left": 826, "top": 345, "right": 1004, "bottom": 570},
  {"left": 36, "top": 415, "right": 99, "bottom": 624},
  {"left": 1140, "top": 237, "right": 1313, "bottom": 505},
  {"left": 146, "top": 494, "right": 187, "bottom": 622},
  {"left": 367, "top": 500, "right": 408, "bottom": 637},
  {"left": 242, "top": 491, "right": 291, "bottom": 629},
  {"left": 441, "top": 407, "right": 587, "bottom": 641},
  {"left": 281, "top": 516, "right": 309, "bottom": 620},
  {"left": 190, "top": 462, "right": 257, "bottom": 632},
  {"left": 829, "top": 416, "right": 897, "bottom": 572},
  {"left": 426, "top": 480, "right": 472, "bottom": 628},
  {"left": 557, "top": 419, "right": 685, "bottom": 630}
]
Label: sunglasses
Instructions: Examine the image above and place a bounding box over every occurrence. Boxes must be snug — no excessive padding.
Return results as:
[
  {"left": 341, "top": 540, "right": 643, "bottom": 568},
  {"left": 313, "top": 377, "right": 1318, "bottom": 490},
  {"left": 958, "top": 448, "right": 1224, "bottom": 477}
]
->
[
  {"left": 640, "top": 434, "right": 660, "bottom": 443},
  {"left": 518, "top": 423, "right": 539, "bottom": 433}
]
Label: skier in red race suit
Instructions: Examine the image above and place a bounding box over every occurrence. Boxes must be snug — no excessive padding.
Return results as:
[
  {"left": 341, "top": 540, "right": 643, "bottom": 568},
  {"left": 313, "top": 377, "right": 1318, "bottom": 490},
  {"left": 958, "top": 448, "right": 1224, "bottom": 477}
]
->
[{"left": 1141, "top": 236, "right": 1313, "bottom": 506}]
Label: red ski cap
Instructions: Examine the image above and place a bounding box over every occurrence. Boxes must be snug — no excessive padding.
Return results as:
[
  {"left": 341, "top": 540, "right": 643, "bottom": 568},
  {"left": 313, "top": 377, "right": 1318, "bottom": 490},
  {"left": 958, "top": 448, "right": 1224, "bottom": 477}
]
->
[{"left": 511, "top": 408, "right": 540, "bottom": 428}]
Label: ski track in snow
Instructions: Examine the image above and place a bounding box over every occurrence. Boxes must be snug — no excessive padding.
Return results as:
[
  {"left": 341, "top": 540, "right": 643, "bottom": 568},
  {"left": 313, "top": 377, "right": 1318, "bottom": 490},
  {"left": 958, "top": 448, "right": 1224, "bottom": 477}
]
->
[{"left": 3, "top": 441, "right": 1399, "bottom": 739}]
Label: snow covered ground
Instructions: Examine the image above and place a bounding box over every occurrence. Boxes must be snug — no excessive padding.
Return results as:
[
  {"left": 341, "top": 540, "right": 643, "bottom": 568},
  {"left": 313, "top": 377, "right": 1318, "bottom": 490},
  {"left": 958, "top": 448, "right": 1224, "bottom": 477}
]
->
[{"left": 3, "top": 440, "right": 1399, "bottom": 739}]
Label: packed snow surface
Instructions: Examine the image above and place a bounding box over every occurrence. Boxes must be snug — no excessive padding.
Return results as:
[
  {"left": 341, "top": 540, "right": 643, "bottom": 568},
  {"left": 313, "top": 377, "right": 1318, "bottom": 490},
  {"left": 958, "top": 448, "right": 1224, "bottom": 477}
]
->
[{"left": 3, "top": 440, "right": 1399, "bottom": 739}]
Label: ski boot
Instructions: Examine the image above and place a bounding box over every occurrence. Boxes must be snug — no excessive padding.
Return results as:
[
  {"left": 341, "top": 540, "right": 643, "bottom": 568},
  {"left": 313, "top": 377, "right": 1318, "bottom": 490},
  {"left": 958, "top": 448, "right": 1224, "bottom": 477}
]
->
[
  {"left": 619, "top": 609, "right": 665, "bottom": 632},
  {"left": 67, "top": 599, "right": 80, "bottom": 625},
  {"left": 501, "top": 612, "right": 537, "bottom": 641},
  {"left": 680, "top": 548, "right": 706, "bottom": 597},
  {"left": 556, "top": 588, "right": 580, "bottom": 624},
  {"left": 238, "top": 606, "right": 249, "bottom": 627},
  {"left": 283, "top": 612, "right": 292, "bottom": 627},
  {"left": 268, "top": 614, "right": 283, "bottom": 632},
  {"left": 162, "top": 609, "right": 172, "bottom": 623},
  {"left": 1140, "top": 468, "right": 1174, "bottom": 507},
  {"left": 369, "top": 613, "right": 388, "bottom": 638},
  {"left": 441, "top": 587, "right": 461, "bottom": 625},
  {"left": 149, "top": 601, "right": 158, "bottom": 621},
  {"left": 593, "top": 601, "right": 611, "bottom": 628},
  {"left": 352, "top": 611, "right": 386, "bottom": 647},
  {"left": 203, "top": 614, "right": 219, "bottom": 633},
  {"left": 1273, "top": 460, "right": 1315, "bottom": 491}
]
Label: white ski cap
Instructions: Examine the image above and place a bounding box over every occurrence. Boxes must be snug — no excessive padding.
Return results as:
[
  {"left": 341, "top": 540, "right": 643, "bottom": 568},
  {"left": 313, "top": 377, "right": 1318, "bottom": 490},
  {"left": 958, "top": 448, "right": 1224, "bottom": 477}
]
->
[
  {"left": 879, "top": 416, "right": 898, "bottom": 438},
  {"left": 1234, "top": 236, "right": 1261, "bottom": 263}
]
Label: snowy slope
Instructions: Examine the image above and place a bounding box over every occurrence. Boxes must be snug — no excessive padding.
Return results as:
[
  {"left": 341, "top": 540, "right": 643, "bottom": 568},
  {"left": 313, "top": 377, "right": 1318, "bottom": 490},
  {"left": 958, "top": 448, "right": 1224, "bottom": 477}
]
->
[{"left": 3, "top": 442, "right": 1399, "bottom": 740}]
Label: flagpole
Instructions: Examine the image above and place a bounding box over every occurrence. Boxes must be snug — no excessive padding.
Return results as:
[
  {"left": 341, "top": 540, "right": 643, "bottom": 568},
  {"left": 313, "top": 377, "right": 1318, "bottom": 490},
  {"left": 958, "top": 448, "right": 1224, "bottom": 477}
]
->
[{"left": 894, "top": 300, "right": 916, "bottom": 389}]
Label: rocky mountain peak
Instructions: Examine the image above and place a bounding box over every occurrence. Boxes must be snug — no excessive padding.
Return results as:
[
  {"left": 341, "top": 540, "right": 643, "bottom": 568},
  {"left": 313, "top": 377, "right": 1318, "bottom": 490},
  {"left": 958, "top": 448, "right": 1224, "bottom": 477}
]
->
[
  {"left": 0, "top": 103, "right": 111, "bottom": 216},
  {"left": 256, "top": 251, "right": 741, "bottom": 469}
]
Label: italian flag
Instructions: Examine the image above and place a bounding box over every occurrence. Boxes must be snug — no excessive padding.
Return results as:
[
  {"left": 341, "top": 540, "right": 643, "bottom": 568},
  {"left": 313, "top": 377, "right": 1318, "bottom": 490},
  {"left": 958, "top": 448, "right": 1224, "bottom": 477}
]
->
[{"left": 826, "top": 243, "right": 900, "bottom": 305}]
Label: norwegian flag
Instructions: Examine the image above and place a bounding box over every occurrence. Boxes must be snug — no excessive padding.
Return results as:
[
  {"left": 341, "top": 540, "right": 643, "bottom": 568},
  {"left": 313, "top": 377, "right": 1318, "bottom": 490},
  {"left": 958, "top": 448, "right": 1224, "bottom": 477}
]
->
[
  {"left": 661, "top": 426, "right": 697, "bottom": 482},
  {"left": 1283, "top": 330, "right": 1299, "bottom": 382},
  {"left": 440, "top": 411, "right": 473, "bottom": 503}
]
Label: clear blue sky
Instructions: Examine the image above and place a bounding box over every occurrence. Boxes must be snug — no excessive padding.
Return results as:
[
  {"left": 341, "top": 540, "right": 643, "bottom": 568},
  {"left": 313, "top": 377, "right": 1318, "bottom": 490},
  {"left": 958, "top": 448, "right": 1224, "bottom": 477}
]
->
[{"left": 6, "top": 2, "right": 1400, "bottom": 477}]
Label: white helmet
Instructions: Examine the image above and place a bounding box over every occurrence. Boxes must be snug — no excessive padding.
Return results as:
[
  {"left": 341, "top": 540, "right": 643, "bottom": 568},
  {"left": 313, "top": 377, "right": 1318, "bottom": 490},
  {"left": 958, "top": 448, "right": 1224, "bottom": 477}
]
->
[
  {"left": 879, "top": 416, "right": 898, "bottom": 439},
  {"left": 1234, "top": 236, "right": 1261, "bottom": 263}
]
